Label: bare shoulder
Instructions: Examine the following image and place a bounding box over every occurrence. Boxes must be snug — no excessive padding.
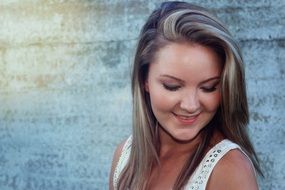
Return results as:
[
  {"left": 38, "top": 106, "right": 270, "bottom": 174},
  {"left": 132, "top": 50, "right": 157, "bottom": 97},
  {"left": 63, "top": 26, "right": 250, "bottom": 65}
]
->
[
  {"left": 109, "top": 139, "right": 128, "bottom": 190},
  {"left": 206, "top": 149, "right": 259, "bottom": 190}
]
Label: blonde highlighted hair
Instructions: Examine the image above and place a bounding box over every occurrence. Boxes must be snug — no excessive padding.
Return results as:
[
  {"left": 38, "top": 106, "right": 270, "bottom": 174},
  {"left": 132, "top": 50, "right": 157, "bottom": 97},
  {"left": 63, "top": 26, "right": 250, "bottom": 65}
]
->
[{"left": 118, "top": 2, "right": 262, "bottom": 189}]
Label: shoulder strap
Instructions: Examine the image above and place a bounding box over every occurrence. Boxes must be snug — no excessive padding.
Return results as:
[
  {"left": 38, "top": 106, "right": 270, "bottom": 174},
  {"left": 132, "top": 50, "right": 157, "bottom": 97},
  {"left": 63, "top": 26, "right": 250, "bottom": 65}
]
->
[
  {"left": 113, "top": 136, "right": 132, "bottom": 189},
  {"left": 185, "top": 139, "right": 245, "bottom": 190}
]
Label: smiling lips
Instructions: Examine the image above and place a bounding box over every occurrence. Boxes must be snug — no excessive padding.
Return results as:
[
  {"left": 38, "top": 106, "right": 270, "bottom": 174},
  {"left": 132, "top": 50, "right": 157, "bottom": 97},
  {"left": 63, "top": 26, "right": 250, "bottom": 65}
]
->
[{"left": 173, "top": 112, "right": 200, "bottom": 125}]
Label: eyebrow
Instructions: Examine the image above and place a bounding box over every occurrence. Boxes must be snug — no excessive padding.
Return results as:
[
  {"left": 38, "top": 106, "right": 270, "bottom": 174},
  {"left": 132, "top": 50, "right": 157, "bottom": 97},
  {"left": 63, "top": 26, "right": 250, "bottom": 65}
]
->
[{"left": 159, "top": 74, "right": 221, "bottom": 84}]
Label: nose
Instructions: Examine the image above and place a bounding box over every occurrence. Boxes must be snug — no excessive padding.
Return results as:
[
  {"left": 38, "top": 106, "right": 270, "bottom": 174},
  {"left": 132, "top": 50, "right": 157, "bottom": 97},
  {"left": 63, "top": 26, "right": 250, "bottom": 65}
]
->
[{"left": 180, "top": 90, "right": 200, "bottom": 113}]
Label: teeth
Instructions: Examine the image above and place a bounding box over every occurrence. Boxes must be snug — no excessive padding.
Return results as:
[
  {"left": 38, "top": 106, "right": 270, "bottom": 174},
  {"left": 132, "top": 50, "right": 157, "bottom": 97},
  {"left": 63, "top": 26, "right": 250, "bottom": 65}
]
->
[
  {"left": 174, "top": 113, "right": 199, "bottom": 119},
  {"left": 178, "top": 115, "right": 195, "bottom": 119},
  {"left": 180, "top": 116, "right": 190, "bottom": 119}
]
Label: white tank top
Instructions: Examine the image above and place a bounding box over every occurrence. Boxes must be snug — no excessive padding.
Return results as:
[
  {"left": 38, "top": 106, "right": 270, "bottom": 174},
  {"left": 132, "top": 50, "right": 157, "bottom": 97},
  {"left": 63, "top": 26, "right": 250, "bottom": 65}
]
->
[{"left": 113, "top": 136, "right": 251, "bottom": 190}]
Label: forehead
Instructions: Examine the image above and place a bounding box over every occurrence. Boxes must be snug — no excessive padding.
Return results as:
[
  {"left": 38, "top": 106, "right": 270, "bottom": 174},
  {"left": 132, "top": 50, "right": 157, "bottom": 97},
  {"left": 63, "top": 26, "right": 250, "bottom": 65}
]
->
[{"left": 149, "top": 42, "right": 222, "bottom": 82}]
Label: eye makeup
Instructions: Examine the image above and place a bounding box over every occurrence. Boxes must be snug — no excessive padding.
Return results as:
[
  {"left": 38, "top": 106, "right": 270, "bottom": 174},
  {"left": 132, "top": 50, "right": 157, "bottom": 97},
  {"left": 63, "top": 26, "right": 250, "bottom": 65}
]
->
[
  {"left": 162, "top": 83, "right": 181, "bottom": 91},
  {"left": 158, "top": 75, "right": 220, "bottom": 93},
  {"left": 200, "top": 81, "right": 220, "bottom": 93}
]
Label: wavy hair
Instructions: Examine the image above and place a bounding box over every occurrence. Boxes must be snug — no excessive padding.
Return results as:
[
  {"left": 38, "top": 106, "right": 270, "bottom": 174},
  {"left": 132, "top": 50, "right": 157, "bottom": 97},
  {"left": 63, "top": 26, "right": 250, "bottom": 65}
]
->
[{"left": 117, "top": 1, "right": 262, "bottom": 189}]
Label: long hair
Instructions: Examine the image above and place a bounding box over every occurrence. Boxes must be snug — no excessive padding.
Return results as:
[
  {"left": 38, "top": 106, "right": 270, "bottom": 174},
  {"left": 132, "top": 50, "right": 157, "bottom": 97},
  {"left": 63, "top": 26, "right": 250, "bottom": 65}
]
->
[{"left": 118, "top": 1, "right": 262, "bottom": 189}]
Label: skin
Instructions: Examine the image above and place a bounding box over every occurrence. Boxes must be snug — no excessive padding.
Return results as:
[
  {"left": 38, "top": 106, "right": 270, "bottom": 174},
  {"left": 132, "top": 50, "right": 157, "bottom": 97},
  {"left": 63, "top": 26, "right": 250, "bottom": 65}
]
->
[
  {"left": 109, "top": 42, "right": 258, "bottom": 190},
  {"left": 145, "top": 42, "right": 223, "bottom": 189},
  {"left": 206, "top": 149, "right": 259, "bottom": 190},
  {"left": 145, "top": 42, "right": 222, "bottom": 144}
]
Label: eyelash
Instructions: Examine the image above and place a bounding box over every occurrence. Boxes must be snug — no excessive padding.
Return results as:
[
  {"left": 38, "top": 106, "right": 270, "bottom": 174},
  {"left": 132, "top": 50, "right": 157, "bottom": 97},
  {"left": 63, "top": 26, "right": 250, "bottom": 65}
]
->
[
  {"left": 201, "top": 87, "right": 217, "bottom": 93},
  {"left": 163, "top": 84, "right": 180, "bottom": 91},
  {"left": 163, "top": 84, "right": 218, "bottom": 93}
]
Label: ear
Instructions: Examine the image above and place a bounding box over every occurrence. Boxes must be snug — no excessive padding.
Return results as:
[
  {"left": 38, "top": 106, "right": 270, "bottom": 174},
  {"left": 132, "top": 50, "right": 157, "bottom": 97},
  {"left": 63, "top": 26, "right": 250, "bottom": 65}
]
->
[{"left": 144, "top": 80, "right": 149, "bottom": 92}]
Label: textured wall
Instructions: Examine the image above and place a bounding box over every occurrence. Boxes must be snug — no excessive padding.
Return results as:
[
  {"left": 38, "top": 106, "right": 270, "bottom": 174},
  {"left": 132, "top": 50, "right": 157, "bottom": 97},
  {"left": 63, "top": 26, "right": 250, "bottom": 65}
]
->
[{"left": 0, "top": 0, "right": 284, "bottom": 190}]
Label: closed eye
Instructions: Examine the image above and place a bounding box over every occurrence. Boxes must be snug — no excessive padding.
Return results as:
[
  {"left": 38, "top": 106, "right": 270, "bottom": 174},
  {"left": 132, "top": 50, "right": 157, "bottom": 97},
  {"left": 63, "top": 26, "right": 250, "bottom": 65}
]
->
[
  {"left": 163, "top": 84, "right": 181, "bottom": 91},
  {"left": 201, "top": 81, "right": 220, "bottom": 93},
  {"left": 201, "top": 86, "right": 218, "bottom": 93}
]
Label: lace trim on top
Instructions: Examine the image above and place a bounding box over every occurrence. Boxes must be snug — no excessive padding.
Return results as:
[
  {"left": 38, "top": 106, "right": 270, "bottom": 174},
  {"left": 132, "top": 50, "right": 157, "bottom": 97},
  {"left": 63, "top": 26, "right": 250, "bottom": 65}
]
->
[
  {"left": 185, "top": 139, "right": 248, "bottom": 190},
  {"left": 113, "top": 137, "right": 252, "bottom": 190},
  {"left": 113, "top": 136, "right": 132, "bottom": 190}
]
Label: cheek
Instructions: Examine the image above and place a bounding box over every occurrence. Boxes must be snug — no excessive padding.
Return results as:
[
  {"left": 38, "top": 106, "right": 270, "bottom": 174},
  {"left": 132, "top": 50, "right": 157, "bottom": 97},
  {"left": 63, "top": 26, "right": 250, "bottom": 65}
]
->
[
  {"left": 148, "top": 86, "right": 176, "bottom": 113},
  {"left": 201, "top": 92, "right": 221, "bottom": 112}
]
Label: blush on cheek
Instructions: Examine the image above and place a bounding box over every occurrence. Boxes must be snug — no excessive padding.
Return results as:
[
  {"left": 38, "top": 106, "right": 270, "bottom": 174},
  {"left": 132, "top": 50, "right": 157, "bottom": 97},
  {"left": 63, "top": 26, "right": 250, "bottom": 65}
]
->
[
  {"left": 151, "top": 94, "right": 167, "bottom": 111},
  {"left": 201, "top": 92, "right": 221, "bottom": 112},
  {"left": 149, "top": 89, "right": 174, "bottom": 113}
]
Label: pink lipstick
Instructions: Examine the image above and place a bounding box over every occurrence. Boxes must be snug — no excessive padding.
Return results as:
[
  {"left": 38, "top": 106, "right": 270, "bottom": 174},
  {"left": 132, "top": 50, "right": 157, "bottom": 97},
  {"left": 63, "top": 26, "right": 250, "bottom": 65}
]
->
[{"left": 173, "top": 113, "right": 200, "bottom": 125}]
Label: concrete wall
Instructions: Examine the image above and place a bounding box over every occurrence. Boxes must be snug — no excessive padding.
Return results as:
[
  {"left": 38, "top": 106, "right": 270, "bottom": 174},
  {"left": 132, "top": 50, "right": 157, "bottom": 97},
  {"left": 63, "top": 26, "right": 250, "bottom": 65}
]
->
[{"left": 0, "top": 0, "right": 284, "bottom": 190}]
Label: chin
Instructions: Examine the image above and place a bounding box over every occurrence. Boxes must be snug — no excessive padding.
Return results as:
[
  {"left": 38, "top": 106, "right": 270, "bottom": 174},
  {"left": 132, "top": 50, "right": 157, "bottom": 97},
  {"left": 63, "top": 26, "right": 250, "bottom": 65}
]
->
[{"left": 170, "top": 130, "right": 201, "bottom": 143}]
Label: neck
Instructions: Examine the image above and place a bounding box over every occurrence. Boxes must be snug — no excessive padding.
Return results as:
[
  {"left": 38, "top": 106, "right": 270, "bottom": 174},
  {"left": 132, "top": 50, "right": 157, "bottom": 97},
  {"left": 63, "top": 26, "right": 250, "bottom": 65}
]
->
[
  {"left": 158, "top": 127, "right": 224, "bottom": 159},
  {"left": 158, "top": 128, "right": 202, "bottom": 159}
]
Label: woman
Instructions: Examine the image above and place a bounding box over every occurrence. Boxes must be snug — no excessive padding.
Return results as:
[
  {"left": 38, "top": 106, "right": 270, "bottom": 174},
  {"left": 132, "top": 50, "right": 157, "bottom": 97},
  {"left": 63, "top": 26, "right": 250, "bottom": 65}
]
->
[{"left": 110, "top": 1, "right": 262, "bottom": 190}]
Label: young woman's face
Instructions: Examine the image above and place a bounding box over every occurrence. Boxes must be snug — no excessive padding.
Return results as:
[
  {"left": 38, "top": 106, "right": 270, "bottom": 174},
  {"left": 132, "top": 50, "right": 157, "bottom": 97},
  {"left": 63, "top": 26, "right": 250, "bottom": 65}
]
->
[{"left": 145, "top": 42, "right": 222, "bottom": 142}]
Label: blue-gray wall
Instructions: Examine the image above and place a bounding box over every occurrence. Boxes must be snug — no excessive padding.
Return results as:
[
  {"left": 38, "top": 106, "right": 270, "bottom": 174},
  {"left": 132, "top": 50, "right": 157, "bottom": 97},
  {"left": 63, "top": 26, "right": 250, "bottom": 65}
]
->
[{"left": 0, "top": 0, "right": 284, "bottom": 190}]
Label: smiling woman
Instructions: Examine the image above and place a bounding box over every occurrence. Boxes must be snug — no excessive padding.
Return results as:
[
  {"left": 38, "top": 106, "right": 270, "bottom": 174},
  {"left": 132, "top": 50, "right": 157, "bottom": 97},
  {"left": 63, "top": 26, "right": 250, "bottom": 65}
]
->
[
  {"left": 109, "top": 1, "right": 262, "bottom": 190},
  {"left": 145, "top": 43, "right": 222, "bottom": 143}
]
